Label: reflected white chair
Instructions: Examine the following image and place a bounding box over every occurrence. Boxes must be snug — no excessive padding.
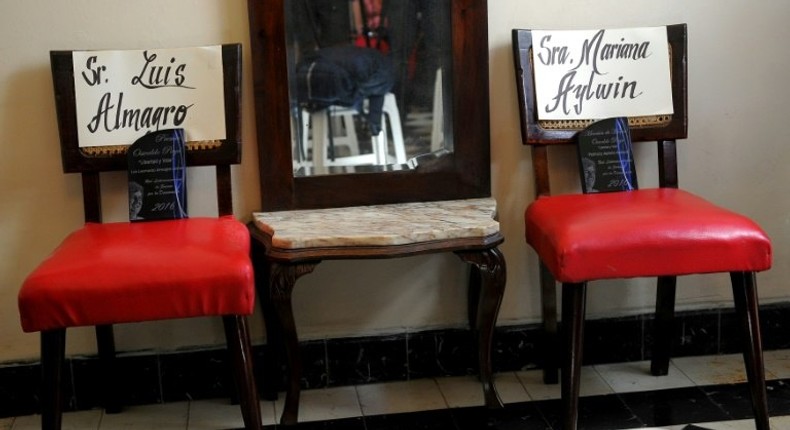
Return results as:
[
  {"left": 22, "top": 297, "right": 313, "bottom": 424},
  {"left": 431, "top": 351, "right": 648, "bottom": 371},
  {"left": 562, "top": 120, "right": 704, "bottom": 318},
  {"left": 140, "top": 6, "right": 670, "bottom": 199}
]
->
[{"left": 301, "top": 92, "right": 406, "bottom": 170}]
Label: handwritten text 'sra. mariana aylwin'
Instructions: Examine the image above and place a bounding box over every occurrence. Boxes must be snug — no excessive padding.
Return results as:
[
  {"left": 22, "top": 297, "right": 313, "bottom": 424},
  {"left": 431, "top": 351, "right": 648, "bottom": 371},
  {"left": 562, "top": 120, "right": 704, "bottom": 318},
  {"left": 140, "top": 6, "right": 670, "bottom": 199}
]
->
[
  {"left": 531, "top": 27, "right": 673, "bottom": 120},
  {"left": 72, "top": 46, "right": 225, "bottom": 148}
]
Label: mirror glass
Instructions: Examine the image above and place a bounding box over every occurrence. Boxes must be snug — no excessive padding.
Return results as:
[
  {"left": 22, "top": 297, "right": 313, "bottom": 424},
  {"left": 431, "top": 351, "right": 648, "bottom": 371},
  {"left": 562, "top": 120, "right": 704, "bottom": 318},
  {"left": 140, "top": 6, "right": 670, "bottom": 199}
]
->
[
  {"left": 283, "top": 0, "right": 453, "bottom": 176},
  {"left": 248, "top": 0, "right": 490, "bottom": 211}
]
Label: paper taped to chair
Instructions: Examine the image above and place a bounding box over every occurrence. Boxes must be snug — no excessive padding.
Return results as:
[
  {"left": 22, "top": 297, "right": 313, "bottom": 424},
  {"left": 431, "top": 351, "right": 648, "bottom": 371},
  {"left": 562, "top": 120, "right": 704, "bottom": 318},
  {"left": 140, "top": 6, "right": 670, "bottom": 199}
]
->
[
  {"left": 72, "top": 46, "right": 226, "bottom": 147},
  {"left": 532, "top": 26, "right": 673, "bottom": 120}
]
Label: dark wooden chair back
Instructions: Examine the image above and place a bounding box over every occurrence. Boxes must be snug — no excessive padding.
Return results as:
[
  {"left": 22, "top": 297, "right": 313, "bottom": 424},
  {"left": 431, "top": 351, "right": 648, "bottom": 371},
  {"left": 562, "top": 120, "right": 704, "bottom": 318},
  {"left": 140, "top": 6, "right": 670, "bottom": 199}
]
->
[
  {"left": 49, "top": 44, "right": 242, "bottom": 220},
  {"left": 512, "top": 24, "right": 688, "bottom": 196}
]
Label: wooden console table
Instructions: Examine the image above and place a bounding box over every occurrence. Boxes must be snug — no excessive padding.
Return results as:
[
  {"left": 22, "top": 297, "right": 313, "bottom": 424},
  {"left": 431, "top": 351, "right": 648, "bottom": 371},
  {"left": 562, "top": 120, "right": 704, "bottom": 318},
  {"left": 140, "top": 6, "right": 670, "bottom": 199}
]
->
[{"left": 249, "top": 197, "right": 507, "bottom": 426}]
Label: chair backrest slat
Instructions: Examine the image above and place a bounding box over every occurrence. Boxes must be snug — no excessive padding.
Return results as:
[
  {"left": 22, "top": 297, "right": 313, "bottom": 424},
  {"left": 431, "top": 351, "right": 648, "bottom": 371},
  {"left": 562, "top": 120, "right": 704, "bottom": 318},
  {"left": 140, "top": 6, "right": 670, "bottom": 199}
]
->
[
  {"left": 216, "top": 164, "right": 233, "bottom": 216},
  {"left": 81, "top": 172, "right": 102, "bottom": 223},
  {"left": 658, "top": 140, "right": 679, "bottom": 189},
  {"left": 531, "top": 146, "right": 551, "bottom": 197}
]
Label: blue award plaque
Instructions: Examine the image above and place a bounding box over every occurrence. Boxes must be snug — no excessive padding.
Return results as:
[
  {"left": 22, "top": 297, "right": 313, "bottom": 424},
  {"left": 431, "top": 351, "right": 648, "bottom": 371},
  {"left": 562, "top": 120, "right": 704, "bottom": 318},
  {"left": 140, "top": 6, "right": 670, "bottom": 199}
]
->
[
  {"left": 576, "top": 117, "right": 638, "bottom": 194},
  {"left": 127, "top": 128, "right": 187, "bottom": 221}
]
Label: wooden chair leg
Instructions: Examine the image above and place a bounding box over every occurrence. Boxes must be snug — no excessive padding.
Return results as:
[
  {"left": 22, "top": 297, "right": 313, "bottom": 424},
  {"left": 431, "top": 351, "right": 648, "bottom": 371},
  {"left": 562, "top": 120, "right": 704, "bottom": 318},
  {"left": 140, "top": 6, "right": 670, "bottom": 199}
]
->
[
  {"left": 540, "top": 262, "right": 559, "bottom": 384},
  {"left": 250, "top": 240, "right": 280, "bottom": 401},
  {"left": 41, "top": 329, "right": 66, "bottom": 430},
  {"left": 223, "top": 315, "right": 262, "bottom": 430},
  {"left": 269, "top": 261, "right": 318, "bottom": 426},
  {"left": 730, "top": 271, "right": 770, "bottom": 430},
  {"left": 95, "top": 324, "right": 121, "bottom": 414},
  {"left": 651, "top": 276, "right": 677, "bottom": 376},
  {"left": 457, "top": 247, "right": 506, "bottom": 409},
  {"left": 561, "top": 283, "right": 586, "bottom": 430}
]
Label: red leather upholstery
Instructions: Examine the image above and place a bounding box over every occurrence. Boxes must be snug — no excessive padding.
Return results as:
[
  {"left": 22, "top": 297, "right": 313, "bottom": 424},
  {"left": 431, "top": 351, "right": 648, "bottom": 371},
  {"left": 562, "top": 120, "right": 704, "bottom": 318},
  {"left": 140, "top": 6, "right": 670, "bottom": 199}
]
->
[
  {"left": 18, "top": 216, "right": 254, "bottom": 333},
  {"left": 526, "top": 188, "right": 772, "bottom": 283}
]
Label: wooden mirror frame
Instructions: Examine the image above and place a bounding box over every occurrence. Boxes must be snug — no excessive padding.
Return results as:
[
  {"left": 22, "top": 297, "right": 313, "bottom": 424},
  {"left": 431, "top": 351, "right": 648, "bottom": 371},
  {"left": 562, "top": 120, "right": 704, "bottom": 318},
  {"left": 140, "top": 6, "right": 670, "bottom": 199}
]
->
[{"left": 247, "top": 0, "right": 491, "bottom": 210}]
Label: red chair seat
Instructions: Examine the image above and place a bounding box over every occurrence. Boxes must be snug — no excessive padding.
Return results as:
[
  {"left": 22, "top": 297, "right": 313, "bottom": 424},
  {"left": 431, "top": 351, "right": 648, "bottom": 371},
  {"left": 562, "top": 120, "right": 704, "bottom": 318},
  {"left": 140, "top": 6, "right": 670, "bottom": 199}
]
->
[
  {"left": 19, "top": 216, "right": 254, "bottom": 333},
  {"left": 525, "top": 188, "right": 772, "bottom": 283}
]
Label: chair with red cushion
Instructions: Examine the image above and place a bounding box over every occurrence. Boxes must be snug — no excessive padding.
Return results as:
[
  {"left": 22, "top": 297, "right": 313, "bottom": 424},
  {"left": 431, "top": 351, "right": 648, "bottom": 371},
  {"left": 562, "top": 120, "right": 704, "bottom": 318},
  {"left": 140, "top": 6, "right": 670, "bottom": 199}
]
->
[
  {"left": 513, "top": 25, "right": 771, "bottom": 430},
  {"left": 17, "top": 44, "right": 261, "bottom": 430}
]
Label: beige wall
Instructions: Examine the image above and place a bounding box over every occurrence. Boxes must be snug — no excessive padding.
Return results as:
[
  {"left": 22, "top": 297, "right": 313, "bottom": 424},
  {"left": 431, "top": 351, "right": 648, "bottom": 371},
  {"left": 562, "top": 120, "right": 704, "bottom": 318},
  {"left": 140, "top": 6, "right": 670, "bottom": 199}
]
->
[{"left": 1, "top": 0, "right": 788, "bottom": 363}]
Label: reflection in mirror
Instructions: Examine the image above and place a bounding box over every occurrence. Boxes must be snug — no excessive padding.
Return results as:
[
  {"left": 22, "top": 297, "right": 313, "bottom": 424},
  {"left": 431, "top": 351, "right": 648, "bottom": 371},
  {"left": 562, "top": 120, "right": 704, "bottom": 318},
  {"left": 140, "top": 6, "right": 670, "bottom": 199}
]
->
[{"left": 284, "top": 0, "right": 453, "bottom": 176}]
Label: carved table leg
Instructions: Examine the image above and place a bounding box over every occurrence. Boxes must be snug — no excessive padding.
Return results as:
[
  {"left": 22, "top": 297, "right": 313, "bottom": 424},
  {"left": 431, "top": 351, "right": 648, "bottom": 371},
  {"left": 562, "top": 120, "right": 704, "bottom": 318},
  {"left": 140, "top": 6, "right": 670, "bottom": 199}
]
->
[
  {"left": 456, "top": 247, "right": 506, "bottom": 409},
  {"left": 269, "top": 261, "right": 318, "bottom": 426},
  {"left": 467, "top": 264, "right": 481, "bottom": 332}
]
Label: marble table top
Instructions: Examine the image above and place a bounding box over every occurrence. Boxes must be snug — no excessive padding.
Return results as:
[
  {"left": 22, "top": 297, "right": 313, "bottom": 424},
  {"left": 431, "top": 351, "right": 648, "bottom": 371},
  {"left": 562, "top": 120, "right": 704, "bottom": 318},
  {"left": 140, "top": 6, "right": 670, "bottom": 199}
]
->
[{"left": 253, "top": 198, "right": 499, "bottom": 249}]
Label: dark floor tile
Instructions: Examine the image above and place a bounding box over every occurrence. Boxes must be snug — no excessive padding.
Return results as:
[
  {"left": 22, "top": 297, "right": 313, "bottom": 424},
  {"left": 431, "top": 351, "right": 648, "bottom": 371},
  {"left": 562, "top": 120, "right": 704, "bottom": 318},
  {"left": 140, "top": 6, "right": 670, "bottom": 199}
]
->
[
  {"left": 254, "top": 344, "right": 282, "bottom": 401},
  {"left": 698, "top": 383, "right": 756, "bottom": 421},
  {"left": 408, "top": 329, "right": 476, "bottom": 379},
  {"left": 675, "top": 311, "right": 722, "bottom": 357},
  {"left": 0, "top": 362, "right": 43, "bottom": 417},
  {"left": 327, "top": 335, "right": 406, "bottom": 386},
  {"left": 717, "top": 310, "right": 741, "bottom": 355},
  {"left": 114, "top": 353, "right": 163, "bottom": 406},
  {"left": 71, "top": 357, "right": 103, "bottom": 410},
  {"left": 233, "top": 417, "right": 366, "bottom": 430},
  {"left": 434, "top": 329, "right": 477, "bottom": 376},
  {"left": 294, "top": 416, "right": 366, "bottom": 429},
  {"left": 255, "top": 336, "right": 326, "bottom": 394},
  {"left": 766, "top": 379, "right": 790, "bottom": 416},
  {"left": 365, "top": 409, "right": 458, "bottom": 430},
  {"left": 492, "top": 326, "right": 541, "bottom": 372},
  {"left": 300, "top": 340, "right": 329, "bottom": 390},
  {"left": 73, "top": 353, "right": 161, "bottom": 411},
  {"left": 535, "top": 395, "right": 642, "bottom": 430},
  {"left": 160, "top": 348, "right": 232, "bottom": 402},
  {"left": 407, "top": 330, "right": 441, "bottom": 379},
  {"left": 700, "top": 379, "right": 790, "bottom": 425},
  {"left": 583, "top": 316, "right": 644, "bottom": 365},
  {"left": 644, "top": 311, "right": 720, "bottom": 359},
  {"left": 451, "top": 403, "right": 551, "bottom": 430},
  {"left": 760, "top": 305, "right": 790, "bottom": 350},
  {"left": 619, "top": 386, "right": 729, "bottom": 427}
]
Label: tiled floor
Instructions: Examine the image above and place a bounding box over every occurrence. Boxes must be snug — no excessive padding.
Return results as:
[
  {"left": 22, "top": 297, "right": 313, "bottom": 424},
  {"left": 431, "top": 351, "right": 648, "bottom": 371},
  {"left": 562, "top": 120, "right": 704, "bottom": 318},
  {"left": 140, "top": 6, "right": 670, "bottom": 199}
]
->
[{"left": 6, "top": 351, "right": 790, "bottom": 429}]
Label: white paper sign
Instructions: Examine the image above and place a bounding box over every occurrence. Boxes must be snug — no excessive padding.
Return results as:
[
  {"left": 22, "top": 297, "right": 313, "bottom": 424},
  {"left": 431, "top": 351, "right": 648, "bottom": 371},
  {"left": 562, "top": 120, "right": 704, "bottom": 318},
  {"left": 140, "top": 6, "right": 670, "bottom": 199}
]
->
[
  {"left": 72, "top": 46, "right": 225, "bottom": 147},
  {"left": 532, "top": 27, "right": 673, "bottom": 120}
]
